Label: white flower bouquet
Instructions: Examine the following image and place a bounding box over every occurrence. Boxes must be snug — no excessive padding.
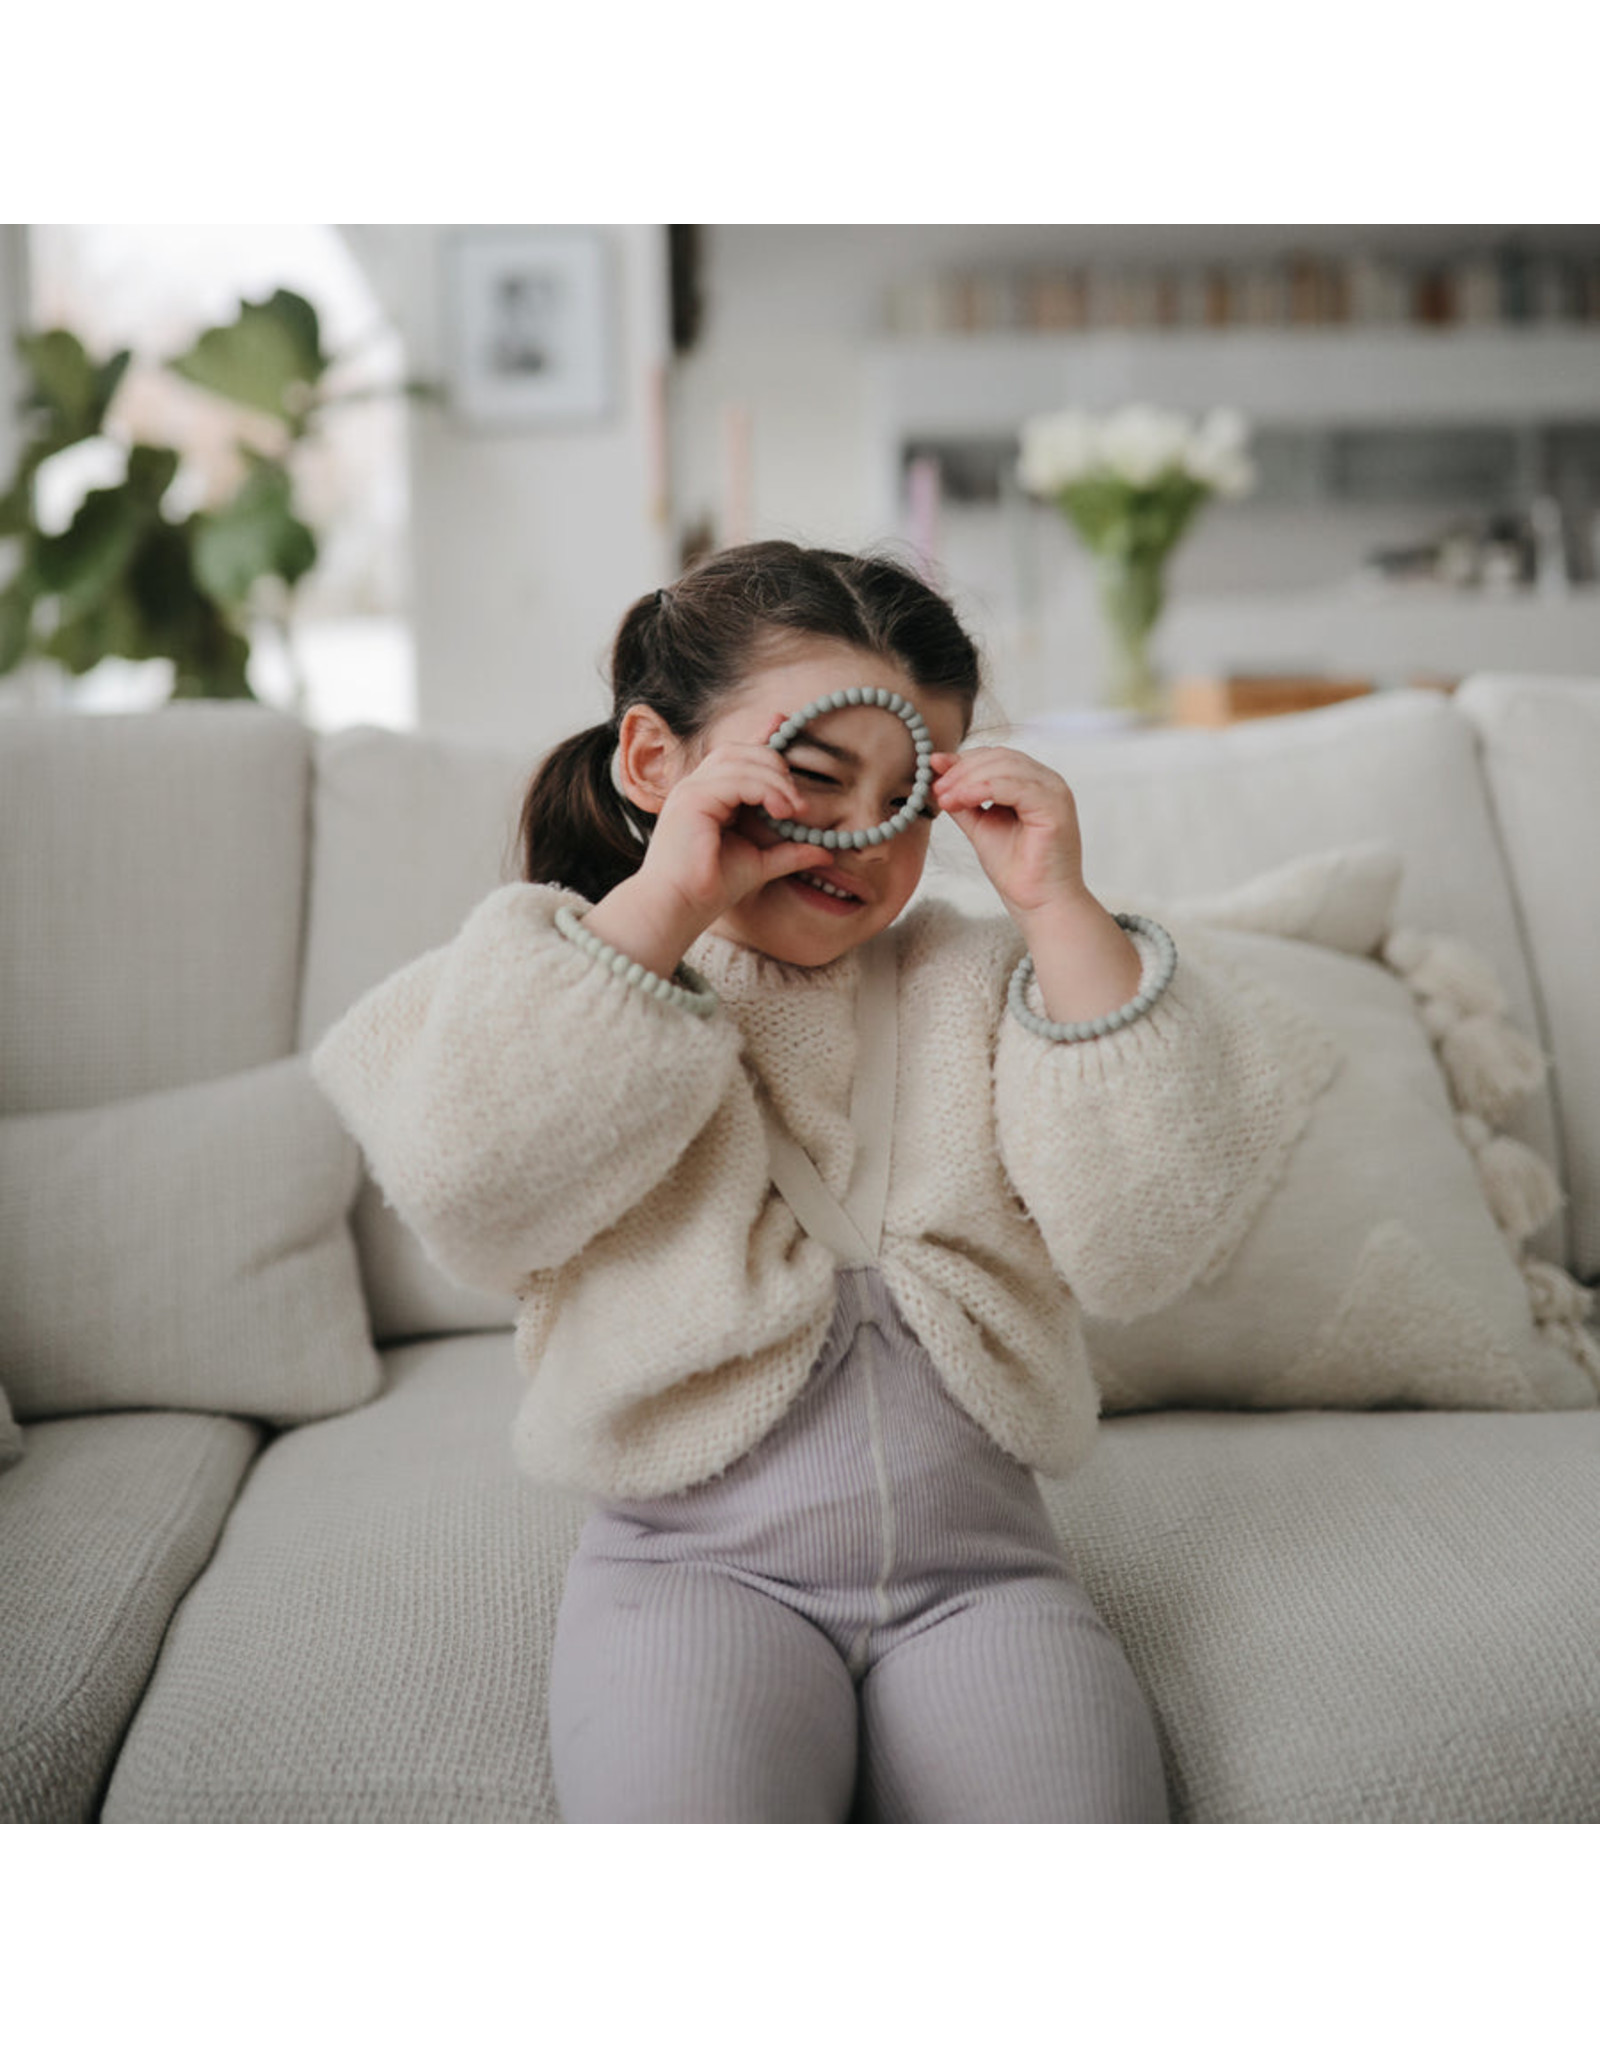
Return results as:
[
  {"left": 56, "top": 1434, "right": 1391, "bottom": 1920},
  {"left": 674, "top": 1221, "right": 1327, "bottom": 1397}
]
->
[{"left": 1018, "top": 403, "right": 1257, "bottom": 713}]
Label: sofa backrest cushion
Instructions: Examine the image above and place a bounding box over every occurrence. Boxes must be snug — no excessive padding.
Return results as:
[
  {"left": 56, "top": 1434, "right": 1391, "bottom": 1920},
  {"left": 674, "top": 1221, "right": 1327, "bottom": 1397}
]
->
[
  {"left": 1454, "top": 675, "right": 1600, "bottom": 1283},
  {"left": 919, "top": 688, "right": 1566, "bottom": 1272},
  {"left": 0, "top": 705, "right": 310, "bottom": 1114},
  {"left": 299, "top": 723, "right": 536, "bottom": 1341}
]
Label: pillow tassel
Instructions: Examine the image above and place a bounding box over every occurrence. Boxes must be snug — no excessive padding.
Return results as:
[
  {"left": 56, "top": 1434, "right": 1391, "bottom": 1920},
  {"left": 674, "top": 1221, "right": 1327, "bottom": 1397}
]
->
[
  {"left": 1435, "top": 1013, "right": 1549, "bottom": 1126},
  {"left": 1383, "top": 929, "right": 1506, "bottom": 1017},
  {"left": 1473, "top": 1133, "right": 1565, "bottom": 1246},
  {"left": 1518, "top": 1255, "right": 1600, "bottom": 1394},
  {"left": 1386, "top": 920, "right": 1584, "bottom": 1395}
]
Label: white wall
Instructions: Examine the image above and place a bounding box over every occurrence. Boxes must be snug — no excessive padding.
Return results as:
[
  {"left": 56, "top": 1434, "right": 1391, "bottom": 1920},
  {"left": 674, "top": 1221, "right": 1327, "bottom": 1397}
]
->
[{"left": 340, "top": 225, "right": 673, "bottom": 756}]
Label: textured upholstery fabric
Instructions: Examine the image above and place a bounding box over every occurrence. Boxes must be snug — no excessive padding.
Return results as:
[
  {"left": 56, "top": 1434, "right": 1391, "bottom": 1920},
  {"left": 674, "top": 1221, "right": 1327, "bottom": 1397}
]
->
[
  {"left": 0, "top": 1384, "right": 22, "bottom": 1472},
  {"left": 1083, "top": 922, "right": 1595, "bottom": 1415},
  {"left": 0, "top": 704, "right": 309, "bottom": 1115},
  {"left": 1455, "top": 676, "right": 1600, "bottom": 1282},
  {"left": 924, "top": 690, "right": 1565, "bottom": 1269},
  {"left": 102, "top": 1334, "right": 585, "bottom": 1823},
  {"left": 297, "top": 724, "right": 534, "bottom": 1341},
  {"left": 0, "top": 1057, "right": 381, "bottom": 1425},
  {"left": 1041, "top": 1408, "right": 1600, "bottom": 1823},
  {"left": 100, "top": 1350, "right": 1600, "bottom": 1824},
  {"left": 0, "top": 1410, "right": 260, "bottom": 1823}
]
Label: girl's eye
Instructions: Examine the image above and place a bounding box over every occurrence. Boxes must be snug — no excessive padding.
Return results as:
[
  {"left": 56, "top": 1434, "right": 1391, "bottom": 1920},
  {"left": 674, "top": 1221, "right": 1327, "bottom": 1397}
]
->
[{"left": 792, "top": 767, "right": 840, "bottom": 788}]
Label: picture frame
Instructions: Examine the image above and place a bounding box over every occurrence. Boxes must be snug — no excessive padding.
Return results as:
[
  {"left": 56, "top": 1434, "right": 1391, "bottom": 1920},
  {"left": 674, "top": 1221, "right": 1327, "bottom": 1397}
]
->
[{"left": 444, "top": 227, "right": 615, "bottom": 430}]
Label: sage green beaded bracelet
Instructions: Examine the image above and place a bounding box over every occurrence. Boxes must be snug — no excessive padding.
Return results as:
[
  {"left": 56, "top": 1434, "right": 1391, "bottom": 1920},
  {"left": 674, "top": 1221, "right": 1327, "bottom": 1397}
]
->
[
  {"left": 1007, "top": 912, "right": 1178, "bottom": 1042},
  {"left": 553, "top": 903, "right": 719, "bottom": 1018},
  {"left": 763, "top": 687, "right": 934, "bottom": 850}
]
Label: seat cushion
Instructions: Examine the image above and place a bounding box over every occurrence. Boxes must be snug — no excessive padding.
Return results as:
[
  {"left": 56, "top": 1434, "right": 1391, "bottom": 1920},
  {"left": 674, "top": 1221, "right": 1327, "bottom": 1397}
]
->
[
  {"left": 0, "top": 1383, "right": 21, "bottom": 1473},
  {"left": 0, "top": 1410, "right": 260, "bottom": 1822},
  {"left": 1041, "top": 1408, "right": 1600, "bottom": 1822},
  {"left": 1454, "top": 675, "right": 1600, "bottom": 1283},
  {"left": 102, "top": 1332, "right": 585, "bottom": 1823},
  {"left": 101, "top": 1345, "right": 1600, "bottom": 1825},
  {"left": 0, "top": 704, "right": 311, "bottom": 1114}
]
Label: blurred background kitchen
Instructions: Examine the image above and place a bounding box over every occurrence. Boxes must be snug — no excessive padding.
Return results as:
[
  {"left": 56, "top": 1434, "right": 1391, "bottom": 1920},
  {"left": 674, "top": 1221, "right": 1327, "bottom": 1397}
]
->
[{"left": 3, "top": 223, "right": 1598, "bottom": 756}]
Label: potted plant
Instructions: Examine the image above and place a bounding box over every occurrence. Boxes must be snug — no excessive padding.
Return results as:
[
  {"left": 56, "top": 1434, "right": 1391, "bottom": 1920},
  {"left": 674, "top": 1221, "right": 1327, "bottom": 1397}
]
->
[
  {"left": 1018, "top": 403, "right": 1257, "bottom": 717},
  {"left": 0, "top": 288, "right": 430, "bottom": 710}
]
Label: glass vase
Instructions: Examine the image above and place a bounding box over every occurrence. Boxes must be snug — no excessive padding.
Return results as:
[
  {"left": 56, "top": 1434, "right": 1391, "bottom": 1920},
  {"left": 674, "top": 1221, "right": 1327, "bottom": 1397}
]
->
[{"left": 1095, "top": 551, "right": 1167, "bottom": 718}]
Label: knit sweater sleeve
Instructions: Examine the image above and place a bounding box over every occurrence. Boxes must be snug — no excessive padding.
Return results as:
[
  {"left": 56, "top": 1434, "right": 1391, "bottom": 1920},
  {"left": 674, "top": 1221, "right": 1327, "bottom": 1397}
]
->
[
  {"left": 309, "top": 881, "right": 745, "bottom": 1297},
  {"left": 992, "top": 920, "right": 1341, "bottom": 1322}
]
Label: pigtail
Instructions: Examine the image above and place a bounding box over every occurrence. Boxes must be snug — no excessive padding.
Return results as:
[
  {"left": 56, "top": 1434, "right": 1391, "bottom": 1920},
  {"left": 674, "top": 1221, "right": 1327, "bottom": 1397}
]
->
[{"left": 520, "top": 720, "right": 650, "bottom": 906}]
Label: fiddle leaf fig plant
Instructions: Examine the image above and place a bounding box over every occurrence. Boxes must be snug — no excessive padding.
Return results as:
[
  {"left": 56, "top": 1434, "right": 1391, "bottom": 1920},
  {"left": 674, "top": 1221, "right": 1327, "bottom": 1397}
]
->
[{"left": 0, "top": 287, "right": 419, "bottom": 705}]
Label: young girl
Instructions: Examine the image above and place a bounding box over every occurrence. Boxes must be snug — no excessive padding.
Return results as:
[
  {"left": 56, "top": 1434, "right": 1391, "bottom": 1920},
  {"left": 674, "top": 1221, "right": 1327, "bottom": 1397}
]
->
[{"left": 312, "top": 540, "right": 1306, "bottom": 1824}]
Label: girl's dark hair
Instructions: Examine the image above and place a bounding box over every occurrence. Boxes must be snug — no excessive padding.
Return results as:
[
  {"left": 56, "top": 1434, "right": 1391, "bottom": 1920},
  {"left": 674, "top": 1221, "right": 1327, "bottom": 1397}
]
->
[{"left": 519, "top": 540, "right": 983, "bottom": 903}]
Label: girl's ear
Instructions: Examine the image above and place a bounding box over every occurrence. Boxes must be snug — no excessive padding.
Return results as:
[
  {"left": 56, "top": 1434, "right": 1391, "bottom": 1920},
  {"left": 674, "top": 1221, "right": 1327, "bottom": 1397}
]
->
[{"left": 615, "top": 705, "right": 683, "bottom": 815}]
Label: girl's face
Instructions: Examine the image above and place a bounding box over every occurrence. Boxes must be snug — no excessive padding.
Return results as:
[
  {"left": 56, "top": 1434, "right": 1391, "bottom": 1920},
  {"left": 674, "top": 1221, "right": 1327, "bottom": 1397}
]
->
[{"left": 694, "top": 638, "right": 970, "bottom": 968}]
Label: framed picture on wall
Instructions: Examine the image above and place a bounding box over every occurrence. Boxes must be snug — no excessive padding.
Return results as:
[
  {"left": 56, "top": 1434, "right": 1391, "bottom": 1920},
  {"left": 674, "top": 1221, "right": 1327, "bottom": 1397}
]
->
[{"left": 445, "top": 227, "right": 615, "bottom": 429}]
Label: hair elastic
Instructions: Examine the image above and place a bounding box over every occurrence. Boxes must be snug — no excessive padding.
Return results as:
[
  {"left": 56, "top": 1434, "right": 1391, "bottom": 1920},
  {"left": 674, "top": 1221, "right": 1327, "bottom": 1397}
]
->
[{"left": 762, "top": 688, "right": 934, "bottom": 851}]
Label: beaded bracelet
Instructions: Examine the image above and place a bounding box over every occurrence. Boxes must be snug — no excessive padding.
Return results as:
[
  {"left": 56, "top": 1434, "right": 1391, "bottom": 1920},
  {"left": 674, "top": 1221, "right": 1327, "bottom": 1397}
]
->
[
  {"left": 1007, "top": 912, "right": 1178, "bottom": 1043},
  {"left": 762, "top": 688, "right": 934, "bottom": 849},
  {"left": 553, "top": 903, "right": 719, "bottom": 1018}
]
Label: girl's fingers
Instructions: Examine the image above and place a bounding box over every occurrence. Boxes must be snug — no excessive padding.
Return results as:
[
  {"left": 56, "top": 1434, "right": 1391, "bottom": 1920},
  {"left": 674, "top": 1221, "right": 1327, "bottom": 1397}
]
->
[
  {"left": 689, "top": 746, "right": 802, "bottom": 819},
  {"left": 934, "top": 757, "right": 1064, "bottom": 816},
  {"left": 762, "top": 839, "right": 833, "bottom": 880}
]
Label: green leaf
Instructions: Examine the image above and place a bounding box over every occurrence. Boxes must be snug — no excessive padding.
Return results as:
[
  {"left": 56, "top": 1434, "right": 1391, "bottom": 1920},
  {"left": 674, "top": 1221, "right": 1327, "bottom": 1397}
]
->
[
  {"left": 0, "top": 474, "right": 33, "bottom": 537},
  {"left": 44, "top": 582, "right": 151, "bottom": 674},
  {"left": 126, "top": 523, "right": 253, "bottom": 697},
  {"left": 123, "top": 442, "right": 181, "bottom": 506},
  {"left": 33, "top": 480, "right": 148, "bottom": 610},
  {"left": 14, "top": 330, "right": 129, "bottom": 452},
  {"left": 167, "top": 290, "right": 329, "bottom": 425},
  {"left": 165, "top": 601, "right": 255, "bottom": 698},
  {"left": 0, "top": 566, "right": 40, "bottom": 673},
  {"left": 190, "top": 457, "right": 316, "bottom": 606}
]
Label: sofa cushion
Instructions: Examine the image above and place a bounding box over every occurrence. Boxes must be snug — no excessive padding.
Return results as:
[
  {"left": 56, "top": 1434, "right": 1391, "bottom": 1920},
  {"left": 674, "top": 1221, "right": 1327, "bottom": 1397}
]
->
[
  {"left": 0, "top": 1057, "right": 381, "bottom": 1426},
  {"left": 298, "top": 725, "right": 533, "bottom": 1342},
  {"left": 0, "top": 704, "right": 310, "bottom": 1115},
  {"left": 1454, "top": 675, "right": 1600, "bottom": 1283},
  {"left": 0, "top": 1384, "right": 21, "bottom": 1473},
  {"left": 102, "top": 1332, "right": 584, "bottom": 1823},
  {"left": 1076, "top": 848, "right": 1597, "bottom": 1415},
  {"left": 925, "top": 689, "right": 1565, "bottom": 1269},
  {"left": 0, "top": 1409, "right": 260, "bottom": 1823},
  {"left": 1041, "top": 1407, "right": 1600, "bottom": 1822}
]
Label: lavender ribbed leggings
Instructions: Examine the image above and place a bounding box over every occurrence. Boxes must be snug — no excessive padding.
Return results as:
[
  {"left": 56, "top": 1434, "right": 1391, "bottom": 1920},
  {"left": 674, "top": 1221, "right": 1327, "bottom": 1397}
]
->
[{"left": 547, "top": 1267, "right": 1169, "bottom": 1823}]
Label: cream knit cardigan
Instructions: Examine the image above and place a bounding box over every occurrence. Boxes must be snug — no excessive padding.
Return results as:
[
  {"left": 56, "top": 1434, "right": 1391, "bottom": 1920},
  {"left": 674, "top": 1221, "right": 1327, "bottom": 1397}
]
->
[{"left": 311, "top": 882, "right": 1338, "bottom": 1500}]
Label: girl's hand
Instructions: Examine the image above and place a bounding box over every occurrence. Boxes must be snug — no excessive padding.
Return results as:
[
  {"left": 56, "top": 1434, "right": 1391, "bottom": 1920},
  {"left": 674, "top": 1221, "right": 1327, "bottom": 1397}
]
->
[
  {"left": 932, "top": 745, "right": 1143, "bottom": 1021},
  {"left": 929, "top": 746, "right": 1089, "bottom": 922},
  {"left": 584, "top": 715, "right": 828, "bottom": 976},
  {"left": 643, "top": 724, "right": 831, "bottom": 927}
]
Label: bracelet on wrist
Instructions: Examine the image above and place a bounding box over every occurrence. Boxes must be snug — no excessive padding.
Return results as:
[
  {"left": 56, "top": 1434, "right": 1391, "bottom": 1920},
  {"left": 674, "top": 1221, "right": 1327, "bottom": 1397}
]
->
[
  {"left": 554, "top": 903, "right": 719, "bottom": 1018},
  {"left": 1007, "top": 912, "right": 1177, "bottom": 1043}
]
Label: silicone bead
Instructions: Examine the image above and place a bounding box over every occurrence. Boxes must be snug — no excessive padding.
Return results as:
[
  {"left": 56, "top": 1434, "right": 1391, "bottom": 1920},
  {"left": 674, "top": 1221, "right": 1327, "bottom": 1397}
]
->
[
  {"left": 762, "top": 687, "right": 935, "bottom": 843},
  {"left": 552, "top": 903, "right": 720, "bottom": 1019},
  {"left": 1006, "top": 914, "right": 1178, "bottom": 1044}
]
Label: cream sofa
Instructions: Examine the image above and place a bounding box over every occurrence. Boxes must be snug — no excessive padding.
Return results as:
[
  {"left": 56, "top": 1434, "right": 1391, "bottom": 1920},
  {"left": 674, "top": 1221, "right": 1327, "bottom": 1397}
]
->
[{"left": 3, "top": 677, "right": 1598, "bottom": 1825}]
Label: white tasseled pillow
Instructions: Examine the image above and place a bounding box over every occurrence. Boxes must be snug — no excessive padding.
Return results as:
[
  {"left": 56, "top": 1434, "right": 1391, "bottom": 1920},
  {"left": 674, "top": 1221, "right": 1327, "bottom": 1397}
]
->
[{"left": 1083, "top": 844, "right": 1599, "bottom": 1415}]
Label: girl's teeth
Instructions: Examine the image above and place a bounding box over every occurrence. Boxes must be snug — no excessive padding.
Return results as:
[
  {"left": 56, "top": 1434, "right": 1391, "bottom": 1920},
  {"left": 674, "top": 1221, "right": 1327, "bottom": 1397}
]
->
[{"left": 803, "top": 876, "right": 855, "bottom": 900}]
